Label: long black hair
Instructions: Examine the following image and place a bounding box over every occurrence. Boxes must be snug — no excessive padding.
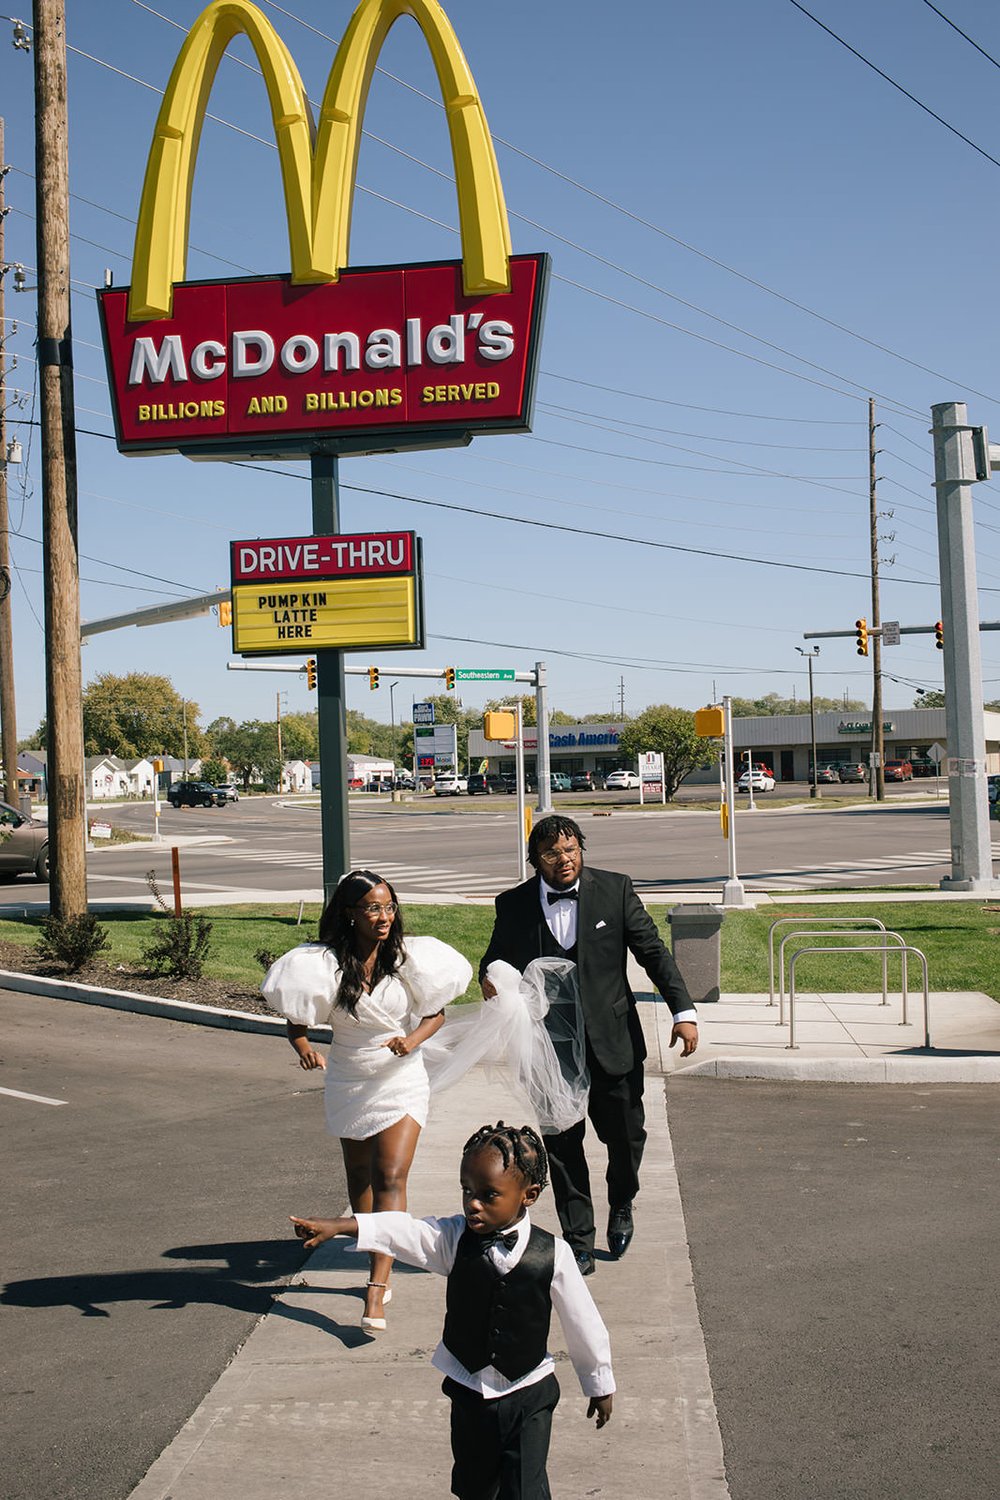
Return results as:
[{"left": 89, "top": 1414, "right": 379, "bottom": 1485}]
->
[{"left": 317, "top": 869, "right": 405, "bottom": 1014}]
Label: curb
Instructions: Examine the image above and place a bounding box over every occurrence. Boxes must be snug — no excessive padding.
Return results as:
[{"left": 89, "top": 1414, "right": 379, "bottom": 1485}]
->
[
  {"left": 0, "top": 968, "right": 331, "bottom": 1041},
  {"left": 674, "top": 1054, "right": 1000, "bottom": 1083}
]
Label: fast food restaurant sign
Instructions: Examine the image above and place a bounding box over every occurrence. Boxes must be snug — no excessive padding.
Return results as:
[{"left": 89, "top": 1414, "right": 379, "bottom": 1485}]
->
[
  {"left": 230, "top": 530, "right": 424, "bottom": 655},
  {"left": 98, "top": 0, "right": 548, "bottom": 459}
]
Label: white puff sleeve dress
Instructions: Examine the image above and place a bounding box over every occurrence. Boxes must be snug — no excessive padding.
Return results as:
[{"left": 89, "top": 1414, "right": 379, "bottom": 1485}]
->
[{"left": 261, "top": 935, "right": 473, "bottom": 1140}]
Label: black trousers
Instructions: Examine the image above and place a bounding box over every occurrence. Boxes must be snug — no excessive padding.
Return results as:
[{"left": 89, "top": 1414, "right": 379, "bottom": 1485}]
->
[
  {"left": 444, "top": 1373, "right": 560, "bottom": 1500},
  {"left": 542, "top": 1041, "right": 645, "bottom": 1252}
]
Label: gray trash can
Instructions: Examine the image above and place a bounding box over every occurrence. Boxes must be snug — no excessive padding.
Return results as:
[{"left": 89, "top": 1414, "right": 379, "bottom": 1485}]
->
[{"left": 667, "top": 904, "right": 724, "bottom": 1004}]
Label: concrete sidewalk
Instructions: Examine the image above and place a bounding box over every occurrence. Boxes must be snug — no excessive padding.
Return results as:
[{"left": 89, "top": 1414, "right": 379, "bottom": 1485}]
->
[{"left": 125, "top": 1006, "right": 730, "bottom": 1500}]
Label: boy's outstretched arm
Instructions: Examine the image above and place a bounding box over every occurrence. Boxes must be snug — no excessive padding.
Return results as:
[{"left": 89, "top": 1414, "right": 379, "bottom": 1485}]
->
[
  {"left": 290, "top": 1215, "right": 358, "bottom": 1251},
  {"left": 587, "top": 1395, "right": 613, "bottom": 1428}
]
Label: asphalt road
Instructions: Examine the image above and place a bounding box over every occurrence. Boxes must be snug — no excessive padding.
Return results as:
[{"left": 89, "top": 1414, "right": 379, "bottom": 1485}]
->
[
  {"left": 0, "top": 993, "right": 344, "bottom": 1500},
  {"left": 60, "top": 790, "right": 999, "bottom": 903},
  {"left": 666, "top": 1077, "right": 1000, "bottom": 1500}
]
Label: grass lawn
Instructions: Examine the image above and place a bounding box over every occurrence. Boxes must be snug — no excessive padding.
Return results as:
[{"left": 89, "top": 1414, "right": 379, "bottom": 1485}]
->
[{"left": 0, "top": 899, "right": 995, "bottom": 1001}]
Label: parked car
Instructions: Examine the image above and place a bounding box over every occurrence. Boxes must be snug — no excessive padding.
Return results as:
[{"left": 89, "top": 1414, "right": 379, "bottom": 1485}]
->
[
  {"left": 987, "top": 773, "right": 1000, "bottom": 805},
  {"left": 167, "top": 780, "right": 227, "bottom": 808},
  {"left": 911, "top": 759, "right": 936, "bottom": 778},
  {"left": 814, "top": 766, "right": 839, "bottom": 784},
  {"left": 215, "top": 782, "right": 240, "bottom": 801},
  {"left": 549, "top": 772, "right": 572, "bottom": 793},
  {"left": 0, "top": 800, "right": 49, "bottom": 881},
  {"left": 838, "top": 763, "right": 868, "bottom": 783},
  {"left": 393, "top": 774, "right": 415, "bottom": 790},
  {"left": 884, "top": 759, "right": 913, "bottom": 782},
  {"left": 604, "top": 769, "right": 641, "bottom": 790},
  {"left": 433, "top": 774, "right": 468, "bottom": 796},
  {"left": 737, "top": 769, "right": 775, "bottom": 792},
  {"left": 570, "top": 771, "right": 601, "bottom": 791},
  {"left": 466, "top": 773, "right": 494, "bottom": 795}
]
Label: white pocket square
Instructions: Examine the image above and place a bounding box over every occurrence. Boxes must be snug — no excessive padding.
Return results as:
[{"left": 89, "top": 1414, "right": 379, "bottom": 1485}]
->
[{"left": 595, "top": 919, "right": 607, "bottom": 929}]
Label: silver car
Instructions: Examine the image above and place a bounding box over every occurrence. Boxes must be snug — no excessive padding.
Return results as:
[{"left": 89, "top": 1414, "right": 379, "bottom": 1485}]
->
[{"left": 0, "top": 801, "right": 49, "bottom": 881}]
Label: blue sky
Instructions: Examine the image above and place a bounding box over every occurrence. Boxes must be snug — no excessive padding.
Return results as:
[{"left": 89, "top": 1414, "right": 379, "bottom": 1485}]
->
[{"left": 3, "top": 0, "right": 1000, "bottom": 738}]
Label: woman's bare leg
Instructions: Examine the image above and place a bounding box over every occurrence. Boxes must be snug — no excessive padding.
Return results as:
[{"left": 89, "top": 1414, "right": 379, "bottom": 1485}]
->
[{"left": 361, "top": 1115, "right": 422, "bottom": 1318}]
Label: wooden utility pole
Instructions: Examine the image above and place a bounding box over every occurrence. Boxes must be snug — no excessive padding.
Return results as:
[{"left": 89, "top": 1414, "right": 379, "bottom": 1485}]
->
[
  {"left": 34, "top": 0, "right": 87, "bottom": 915},
  {"left": 869, "top": 397, "right": 885, "bottom": 801},
  {"left": 0, "top": 119, "right": 21, "bottom": 807}
]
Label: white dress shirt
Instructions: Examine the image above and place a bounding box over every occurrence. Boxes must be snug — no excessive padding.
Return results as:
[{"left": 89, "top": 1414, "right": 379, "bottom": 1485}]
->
[
  {"left": 538, "top": 876, "right": 697, "bottom": 1025},
  {"left": 353, "top": 1209, "right": 615, "bottom": 1401}
]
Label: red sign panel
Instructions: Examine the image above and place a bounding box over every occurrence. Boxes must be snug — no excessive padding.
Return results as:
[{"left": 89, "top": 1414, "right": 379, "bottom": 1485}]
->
[
  {"left": 231, "top": 531, "right": 415, "bottom": 584},
  {"left": 99, "top": 255, "right": 549, "bottom": 458}
]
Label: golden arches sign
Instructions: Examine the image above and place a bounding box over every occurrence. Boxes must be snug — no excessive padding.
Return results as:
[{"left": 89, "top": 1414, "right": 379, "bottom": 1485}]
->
[{"left": 128, "top": 0, "right": 512, "bottom": 322}]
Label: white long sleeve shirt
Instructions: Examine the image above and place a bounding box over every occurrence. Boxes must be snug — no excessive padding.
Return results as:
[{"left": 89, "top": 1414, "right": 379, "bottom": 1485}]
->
[{"left": 353, "top": 1209, "right": 615, "bottom": 1401}]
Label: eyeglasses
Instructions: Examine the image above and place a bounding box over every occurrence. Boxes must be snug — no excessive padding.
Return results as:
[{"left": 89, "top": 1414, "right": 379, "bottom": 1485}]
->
[
  {"left": 357, "top": 901, "right": 398, "bottom": 917},
  {"left": 536, "top": 844, "right": 580, "bottom": 864}
]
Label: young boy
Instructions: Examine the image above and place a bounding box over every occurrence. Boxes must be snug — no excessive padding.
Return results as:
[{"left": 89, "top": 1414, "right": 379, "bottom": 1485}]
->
[{"left": 292, "top": 1120, "right": 615, "bottom": 1499}]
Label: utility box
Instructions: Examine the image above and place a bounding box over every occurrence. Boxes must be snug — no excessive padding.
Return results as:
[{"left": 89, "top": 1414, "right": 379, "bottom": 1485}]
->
[{"left": 668, "top": 904, "right": 724, "bottom": 1004}]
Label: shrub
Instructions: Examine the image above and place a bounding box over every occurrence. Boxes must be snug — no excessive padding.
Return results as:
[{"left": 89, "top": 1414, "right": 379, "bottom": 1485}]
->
[
  {"left": 255, "top": 947, "right": 277, "bottom": 973},
  {"left": 141, "top": 870, "right": 214, "bottom": 981},
  {"left": 37, "top": 913, "right": 110, "bottom": 972}
]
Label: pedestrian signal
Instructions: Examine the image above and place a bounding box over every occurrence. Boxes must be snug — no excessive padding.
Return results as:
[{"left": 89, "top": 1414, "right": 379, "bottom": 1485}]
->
[
  {"left": 305, "top": 658, "right": 317, "bottom": 690},
  {"left": 934, "top": 620, "right": 944, "bottom": 650},
  {"left": 855, "top": 618, "right": 869, "bottom": 657},
  {"left": 368, "top": 666, "right": 380, "bottom": 691}
]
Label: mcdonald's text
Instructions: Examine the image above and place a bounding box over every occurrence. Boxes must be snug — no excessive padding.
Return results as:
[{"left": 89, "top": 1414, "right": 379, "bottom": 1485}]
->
[{"left": 100, "top": 256, "right": 548, "bottom": 457}]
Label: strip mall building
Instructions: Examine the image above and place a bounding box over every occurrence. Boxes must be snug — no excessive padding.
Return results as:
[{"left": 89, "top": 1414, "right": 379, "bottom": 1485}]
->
[{"left": 467, "top": 707, "right": 1000, "bottom": 783}]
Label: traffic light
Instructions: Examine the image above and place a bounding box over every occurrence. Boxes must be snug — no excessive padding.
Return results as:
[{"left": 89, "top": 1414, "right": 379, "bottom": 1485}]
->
[
  {"left": 855, "top": 617, "right": 869, "bottom": 657},
  {"left": 444, "top": 666, "right": 456, "bottom": 690},
  {"left": 934, "top": 620, "right": 945, "bottom": 650},
  {"left": 305, "top": 658, "right": 317, "bottom": 690},
  {"left": 218, "top": 599, "right": 232, "bottom": 627},
  {"left": 368, "top": 666, "right": 380, "bottom": 691}
]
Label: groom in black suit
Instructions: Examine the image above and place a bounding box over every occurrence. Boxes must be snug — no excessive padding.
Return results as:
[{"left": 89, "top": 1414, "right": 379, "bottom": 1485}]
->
[{"left": 479, "top": 815, "right": 697, "bottom": 1275}]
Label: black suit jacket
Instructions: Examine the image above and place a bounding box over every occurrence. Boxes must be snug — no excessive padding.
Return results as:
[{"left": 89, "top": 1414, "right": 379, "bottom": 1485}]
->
[{"left": 479, "top": 865, "right": 693, "bottom": 1075}]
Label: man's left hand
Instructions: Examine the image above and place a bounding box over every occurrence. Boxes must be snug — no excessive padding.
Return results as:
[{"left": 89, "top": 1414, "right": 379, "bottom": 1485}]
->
[{"left": 669, "top": 1021, "right": 698, "bottom": 1056}]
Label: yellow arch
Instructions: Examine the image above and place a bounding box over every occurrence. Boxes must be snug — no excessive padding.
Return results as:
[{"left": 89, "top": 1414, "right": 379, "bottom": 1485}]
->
[{"left": 128, "top": 0, "right": 511, "bottom": 322}]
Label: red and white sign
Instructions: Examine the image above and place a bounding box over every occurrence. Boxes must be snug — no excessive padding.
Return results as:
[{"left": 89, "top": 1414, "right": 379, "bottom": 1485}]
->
[
  {"left": 99, "top": 255, "right": 549, "bottom": 457},
  {"left": 231, "top": 531, "right": 414, "bottom": 583}
]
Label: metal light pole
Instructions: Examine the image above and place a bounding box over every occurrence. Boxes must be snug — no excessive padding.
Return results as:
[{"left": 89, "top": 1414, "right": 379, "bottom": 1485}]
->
[
  {"left": 796, "top": 646, "right": 821, "bottom": 799},
  {"left": 388, "top": 679, "right": 399, "bottom": 773}
]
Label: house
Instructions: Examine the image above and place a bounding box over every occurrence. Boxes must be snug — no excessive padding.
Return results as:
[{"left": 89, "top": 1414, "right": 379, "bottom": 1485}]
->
[
  {"left": 127, "top": 758, "right": 158, "bottom": 797},
  {"left": 18, "top": 749, "right": 48, "bottom": 800},
  {"left": 281, "top": 759, "right": 313, "bottom": 793},
  {"left": 86, "top": 756, "right": 131, "bottom": 799}
]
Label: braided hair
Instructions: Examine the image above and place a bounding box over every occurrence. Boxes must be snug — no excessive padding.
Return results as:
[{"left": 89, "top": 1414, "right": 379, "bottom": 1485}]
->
[{"left": 461, "top": 1120, "right": 549, "bottom": 1192}]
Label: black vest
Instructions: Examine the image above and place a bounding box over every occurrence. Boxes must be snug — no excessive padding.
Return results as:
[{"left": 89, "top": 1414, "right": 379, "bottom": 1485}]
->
[
  {"left": 539, "top": 913, "right": 577, "bottom": 962},
  {"left": 442, "top": 1225, "right": 555, "bottom": 1381}
]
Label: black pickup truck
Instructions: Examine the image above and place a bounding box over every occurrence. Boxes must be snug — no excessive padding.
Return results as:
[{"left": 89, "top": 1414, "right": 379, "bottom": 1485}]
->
[{"left": 167, "top": 780, "right": 227, "bottom": 808}]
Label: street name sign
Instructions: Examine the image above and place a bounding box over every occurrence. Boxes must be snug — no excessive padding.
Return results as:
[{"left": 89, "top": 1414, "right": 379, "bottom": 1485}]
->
[{"left": 455, "top": 668, "right": 515, "bottom": 681}]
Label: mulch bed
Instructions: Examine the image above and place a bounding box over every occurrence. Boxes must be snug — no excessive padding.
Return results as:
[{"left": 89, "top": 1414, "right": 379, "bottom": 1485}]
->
[{"left": 0, "top": 938, "right": 271, "bottom": 1017}]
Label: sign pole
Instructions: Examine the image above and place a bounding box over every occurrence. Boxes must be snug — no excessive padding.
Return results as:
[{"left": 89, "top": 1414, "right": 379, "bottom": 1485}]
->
[{"left": 311, "top": 452, "right": 351, "bottom": 901}]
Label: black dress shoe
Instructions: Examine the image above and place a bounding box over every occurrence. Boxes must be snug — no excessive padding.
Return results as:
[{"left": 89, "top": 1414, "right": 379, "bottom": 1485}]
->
[
  {"left": 607, "top": 1204, "right": 634, "bottom": 1259},
  {"left": 574, "top": 1249, "right": 596, "bottom": 1276}
]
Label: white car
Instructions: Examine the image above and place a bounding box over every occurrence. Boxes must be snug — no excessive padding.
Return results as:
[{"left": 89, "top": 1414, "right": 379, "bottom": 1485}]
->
[
  {"left": 737, "top": 769, "right": 775, "bottom": 793},
  {"left": 604, "top": 769, "right": 641, "bottom": 790},
  {"left": 433, "top": 774, "right": 468, "bottom": 796}
]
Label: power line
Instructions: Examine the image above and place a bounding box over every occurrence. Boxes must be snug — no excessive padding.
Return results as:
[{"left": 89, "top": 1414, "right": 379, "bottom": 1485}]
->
[{"left": 920, "top": 1, "right": 1000, "bottom": 71}]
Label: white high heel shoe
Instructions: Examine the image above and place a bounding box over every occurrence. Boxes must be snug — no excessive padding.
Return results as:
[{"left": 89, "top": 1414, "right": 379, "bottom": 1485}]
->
[{"left": 361, "top": 1281, "right": 391, "bottom": 1332}]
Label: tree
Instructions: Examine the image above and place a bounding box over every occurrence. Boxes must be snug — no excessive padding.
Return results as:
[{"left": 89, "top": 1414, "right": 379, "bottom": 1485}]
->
[
  {"left": 200, "top": 757, "right": 229, "bottom": 786},
  {"left": 280, "top": 711, "right": 319, "bottom": 762},
  {"left": 913, "top": 691, "right": 946, "bottom": 709},
  {"left": 82, "top": 673, "right": 204, "bottom": 759},
  {"left": 729, "top": 693, "right": 865, "bottom": 717},
  {"left": 207, "top": 719, "right": 280, "bottom": 790},
  {"left": 617, "top": 705, "right": 716, "bottom": 799}
]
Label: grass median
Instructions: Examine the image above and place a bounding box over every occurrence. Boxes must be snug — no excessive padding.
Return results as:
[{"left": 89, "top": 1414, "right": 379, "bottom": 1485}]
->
[{"left": 0, "top": 898, "right": 997, "bottom": 1002}]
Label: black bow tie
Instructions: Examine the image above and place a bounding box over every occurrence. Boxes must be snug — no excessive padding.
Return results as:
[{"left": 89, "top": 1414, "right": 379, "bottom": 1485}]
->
[
  {"left": 547, "top": 888, "right": 578, "bottom": 904},
  {"left": 479, "top": 1229, "right": 519, "bottom": 1252}
]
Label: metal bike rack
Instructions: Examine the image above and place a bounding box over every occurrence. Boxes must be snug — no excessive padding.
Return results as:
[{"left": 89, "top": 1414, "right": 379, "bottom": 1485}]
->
[
  {"left": 777, "top": 929, "right": 910, "bottom": 1025},
  {"left": 786, "top": 943, "right": 931, "bottom": 1051},
  {"left": 768, "top": 916, "right": 889, "bottom": 1008}
]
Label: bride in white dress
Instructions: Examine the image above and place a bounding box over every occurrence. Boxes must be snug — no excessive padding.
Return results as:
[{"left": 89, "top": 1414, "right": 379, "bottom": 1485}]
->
[{"left": 262, "top": 869, "right": 472, "bottom": 1332}]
